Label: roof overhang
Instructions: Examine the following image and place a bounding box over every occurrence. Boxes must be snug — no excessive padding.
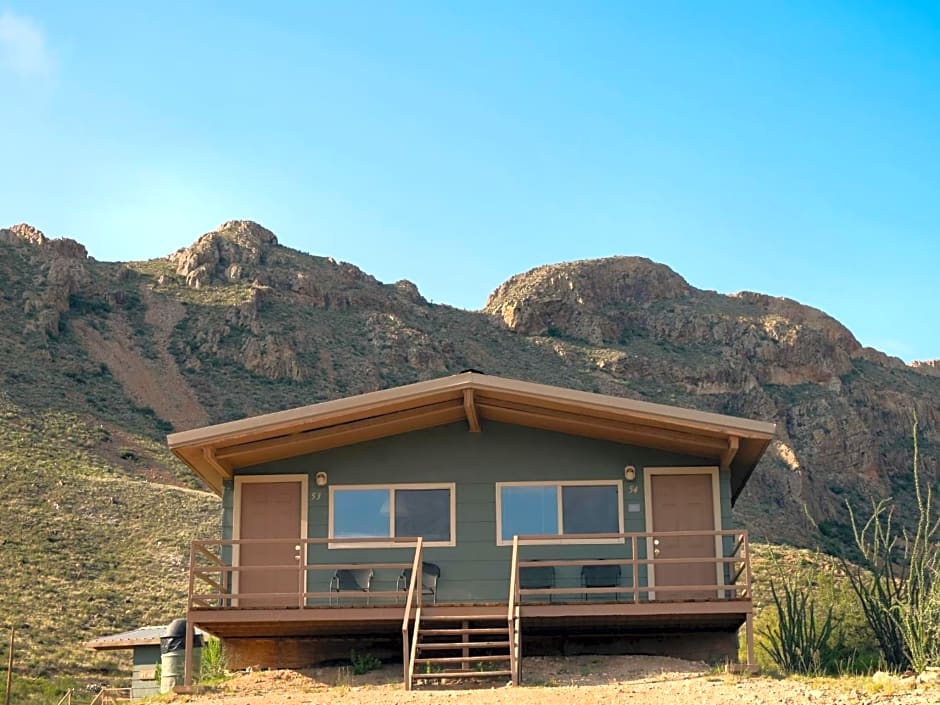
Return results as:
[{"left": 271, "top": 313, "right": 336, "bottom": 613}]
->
[{"left": 167, "top": 372, "right": 775, "bottom": 503}]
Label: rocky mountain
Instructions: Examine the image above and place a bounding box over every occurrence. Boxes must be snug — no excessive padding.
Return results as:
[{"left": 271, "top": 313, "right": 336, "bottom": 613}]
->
[
  {"left": 1, "top": 219, "right": 937, "bottom": 682},
  {"left": 483, "top": 257, "right": 939, "bottom": 542}
]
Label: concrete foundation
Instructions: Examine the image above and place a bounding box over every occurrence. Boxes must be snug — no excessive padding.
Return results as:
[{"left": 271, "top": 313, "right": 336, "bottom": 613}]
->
[{"left": 223, "top": 629, "right": 739, "bottom": 670}]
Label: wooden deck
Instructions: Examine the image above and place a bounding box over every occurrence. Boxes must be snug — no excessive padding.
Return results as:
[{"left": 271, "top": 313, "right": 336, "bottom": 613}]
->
[
  {"left": 189, "top": 600, "right": 749, "bottom": 635},
  {"left": 182, "top": 531, "right": 755, "bottom": 688}
]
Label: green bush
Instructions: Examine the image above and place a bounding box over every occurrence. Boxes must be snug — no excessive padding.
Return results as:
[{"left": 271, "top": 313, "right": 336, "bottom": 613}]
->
[
  {"left": 199, "top": 637, "right": 227, "bottom": 683},
  {"left": 349, "top": 650, "right": 382, "bottom": 675}
]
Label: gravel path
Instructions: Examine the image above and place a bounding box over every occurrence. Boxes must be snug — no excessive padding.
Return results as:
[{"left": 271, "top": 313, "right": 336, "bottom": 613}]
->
[{"left": 172, "top": 656, "right": 939, "bottom": 705}]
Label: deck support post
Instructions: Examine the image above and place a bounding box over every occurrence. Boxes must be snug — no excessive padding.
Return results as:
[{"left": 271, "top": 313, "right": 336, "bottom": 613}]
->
[
  {"left": 183, "top": 616, "right": 194, "bottom": 687},
  {"left": 401, "top": 629, "right": 409, "bottom": 689},
  {"left": 461, "top": 620, "right": 470, "bottom": 670},
  {"left": 744, "top": 612, "right": 755, "bottom": 671}
]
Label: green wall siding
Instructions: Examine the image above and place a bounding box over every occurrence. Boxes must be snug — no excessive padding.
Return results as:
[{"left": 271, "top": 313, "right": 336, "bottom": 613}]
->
[
  {"left": 131, "top": 645, "right": 161, "bottom": 699},
  {"left": 224, "top": 422, "right": 731, "bottom": 602}
]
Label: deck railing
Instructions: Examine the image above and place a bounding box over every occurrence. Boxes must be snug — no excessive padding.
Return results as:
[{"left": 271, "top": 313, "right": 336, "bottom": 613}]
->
[
  {"left": 503, "top": 530, "right": 751, "bottom": 685},
  {"left": 507, "top": 529, "right": 752, "bottom": 604},
  {"left": 188, "top": 536, "right": 422, "bottom": 610},
  {"left": 188, "top": 530, "right": 752, "bottom": 610},
  {"left": 186, "top": 530, "right": 753, "bottom": 688}
]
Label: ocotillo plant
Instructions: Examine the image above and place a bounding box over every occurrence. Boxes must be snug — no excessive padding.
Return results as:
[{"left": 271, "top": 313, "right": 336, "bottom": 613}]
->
[{"left": 840, "top": 413, "right": 940, "bottom": 672}]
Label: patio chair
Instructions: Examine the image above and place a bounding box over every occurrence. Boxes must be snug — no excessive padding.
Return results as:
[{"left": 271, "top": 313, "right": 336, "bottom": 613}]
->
[
  {"left": 581, "top": 562, "right": 621, "bottom": 601},
  {"left": 397, "top": 562, "right": 441, "bottom": 605},
  {"left": 329, "top": 568, "right": 374, "bottom": 605},
  {"left": 519, "top": 563, "right": 556, "bottom": 603}
]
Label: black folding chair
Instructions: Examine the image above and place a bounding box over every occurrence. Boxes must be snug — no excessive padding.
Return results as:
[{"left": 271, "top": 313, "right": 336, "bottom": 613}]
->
[
  {"left": 397, "top": 562, "right": 441, "bottom": 604},
  {"left": 581, "top": 562, "right": 621, "bottom": 601},
  {"left": 519, "top": 563, "right": 556, "bottom": 603},
  {"left": 330, "top": 568, "right": 374, "bottom": 605}
]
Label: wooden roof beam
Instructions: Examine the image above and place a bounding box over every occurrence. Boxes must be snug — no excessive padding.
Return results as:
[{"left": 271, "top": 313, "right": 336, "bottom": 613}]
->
[
  {"left": 720, "top": 436, "right": 739, "bottom": 470},
  {"left": 471, "top": 380, "right": 770, "bottom": 438},
  {"left": 463, "top": 389, "right": 481, "bottom": 433},
  {"left": 169, "top": 372, "right": 776, "bottom": 452},
  {"left": 214, "top": 400, "right": 465, "bottom": 463},
  {"left": 203, "top": 447, "right": 232, "bottom": 479},
  {"left": 476, "top": 401, "right": 728, "bottom": 456}
]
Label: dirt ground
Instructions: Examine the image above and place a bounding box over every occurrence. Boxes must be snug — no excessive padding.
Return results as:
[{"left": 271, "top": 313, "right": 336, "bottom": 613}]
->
[{"left": 171, "top": 656, "right": 940, "bottom": 705}]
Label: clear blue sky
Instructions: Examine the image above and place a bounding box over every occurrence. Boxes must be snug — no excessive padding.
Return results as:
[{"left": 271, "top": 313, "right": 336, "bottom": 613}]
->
[{"left": 2, "top": 2, "right": 938, "bottom": 361}]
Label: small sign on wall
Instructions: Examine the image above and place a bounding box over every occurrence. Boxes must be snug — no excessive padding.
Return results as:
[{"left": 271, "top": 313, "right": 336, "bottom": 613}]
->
[{"left": 627, "top": 503, "right": 641, "bottom": 513}]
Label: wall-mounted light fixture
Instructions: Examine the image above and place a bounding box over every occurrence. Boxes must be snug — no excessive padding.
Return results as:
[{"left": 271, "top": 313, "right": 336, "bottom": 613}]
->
[
  {"left": 315, "top": 471, "right": 328, "bottom": 487},
  {"left": 624, "top": 465, "right": 636, "bottom": 482}
]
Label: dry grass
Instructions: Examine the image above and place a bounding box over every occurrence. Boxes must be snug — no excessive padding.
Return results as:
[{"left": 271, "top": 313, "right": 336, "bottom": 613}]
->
[{"left": 0, "top": 396, "right": 217, "bottom": 694}]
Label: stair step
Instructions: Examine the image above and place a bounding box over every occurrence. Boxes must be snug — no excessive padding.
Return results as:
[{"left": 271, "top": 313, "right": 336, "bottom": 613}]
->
[
  {"left": 412, "top": 670, "right": 513, "bottom": 680},
  {"left": 414, "top": 654, "right": 510, "bottom": 664},
  {"left": 417, "top": 641, "right": 511, "bottom": 650},
  {"left": 419, "top": 627, "right": 509, "bottom": 636},
  {"left": 419, "top": 614, "right": 506, "bottom": 621}
]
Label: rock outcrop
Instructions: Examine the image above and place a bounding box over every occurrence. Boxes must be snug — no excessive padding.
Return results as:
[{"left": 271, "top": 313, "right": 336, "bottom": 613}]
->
[
  {"left": 1, "top": 223, "right": 91, "bottom": 337},
  {"left": 486, "top": 257, "right": 691, "bottom": 344},
  {"left": 169, "top": 220, "right": 279, "bottom": 288},
  {"left": 911, "top": 359, "right": 940, "bottom": 377}
]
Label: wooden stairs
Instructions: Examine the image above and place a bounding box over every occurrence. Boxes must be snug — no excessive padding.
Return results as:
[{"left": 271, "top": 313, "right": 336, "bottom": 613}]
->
[{"left": 408, "top": 613, "right": 515, "bottom": 686}]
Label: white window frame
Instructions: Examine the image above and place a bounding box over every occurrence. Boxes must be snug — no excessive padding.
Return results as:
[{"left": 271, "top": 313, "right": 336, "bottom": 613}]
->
[
  {"left": 495, "top": 480, "right": 625, "bottom": 546},
  {"left": 328, "top": 482, "right": 457, "bottom": 549}
]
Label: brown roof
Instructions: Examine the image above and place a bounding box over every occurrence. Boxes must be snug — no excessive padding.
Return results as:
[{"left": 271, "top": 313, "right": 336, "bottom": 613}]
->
[{"left": 167, "top": 372, "right": 775, "bottom": 501}]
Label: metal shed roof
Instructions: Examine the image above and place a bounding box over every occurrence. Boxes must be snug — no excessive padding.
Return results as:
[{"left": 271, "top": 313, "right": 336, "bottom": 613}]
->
[{"left": 85, "top": 625, "right": 207, "bottom": 651}]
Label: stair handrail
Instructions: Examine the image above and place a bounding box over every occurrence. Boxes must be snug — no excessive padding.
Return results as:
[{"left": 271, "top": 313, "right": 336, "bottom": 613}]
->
[
  {"left": 507, "top": 534, "right": 520, "bottom": 686},
  {"left": 408, "top": 605, "right": 422, "bottom": 691},
  {"left": 401, "top": 537, "right": 423, "bottom": 690}
]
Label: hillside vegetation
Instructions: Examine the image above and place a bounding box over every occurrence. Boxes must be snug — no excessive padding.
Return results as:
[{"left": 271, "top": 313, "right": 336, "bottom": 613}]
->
[{"left": 0, "top": 220, "right": 938, "bottom": 687}]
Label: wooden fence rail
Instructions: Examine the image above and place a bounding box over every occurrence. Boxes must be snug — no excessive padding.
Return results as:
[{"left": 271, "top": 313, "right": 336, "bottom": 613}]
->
[
  {"left": 188, "top": 536, "right": 423, "bottom": 610},
  {"left": 508, "top": 530, "right": 752, "bottom": 603}
]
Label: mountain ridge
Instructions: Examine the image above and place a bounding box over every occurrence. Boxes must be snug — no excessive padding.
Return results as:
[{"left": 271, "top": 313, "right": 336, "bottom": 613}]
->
[
  {"left": 1, "top": 219, "right": 938, "bottom": 680},
  {"left": 7, "top": 219, "right": 933, "bottom": 368}
]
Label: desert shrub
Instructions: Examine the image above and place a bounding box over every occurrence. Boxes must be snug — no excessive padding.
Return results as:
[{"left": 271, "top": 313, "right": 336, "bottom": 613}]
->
[
  {"left": 758, "top": 565, "right": 843, "bottom": 674},
  {"left": 199, "top": 637, "right": 227, "bottom": 683},
  {"left": 751, "top": 547, "right": 881, "bottom": 674},
  {"left": 840, "top": 414, "right": 940, "bottom": 673},
  {"left": 350, "top": 650, "right": 382, "bottom": 675},
  {"left": 1, "top": 673, "right": 80, "bottom": 705}
]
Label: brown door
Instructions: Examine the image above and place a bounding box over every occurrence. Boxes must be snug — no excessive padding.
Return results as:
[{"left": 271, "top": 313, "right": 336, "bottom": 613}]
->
[
  {"left": 650, "top": 473, "right": 716, "bottom": 601},
  {"left": 237, "top": 480, "right": 303, "bottom": 608}
]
